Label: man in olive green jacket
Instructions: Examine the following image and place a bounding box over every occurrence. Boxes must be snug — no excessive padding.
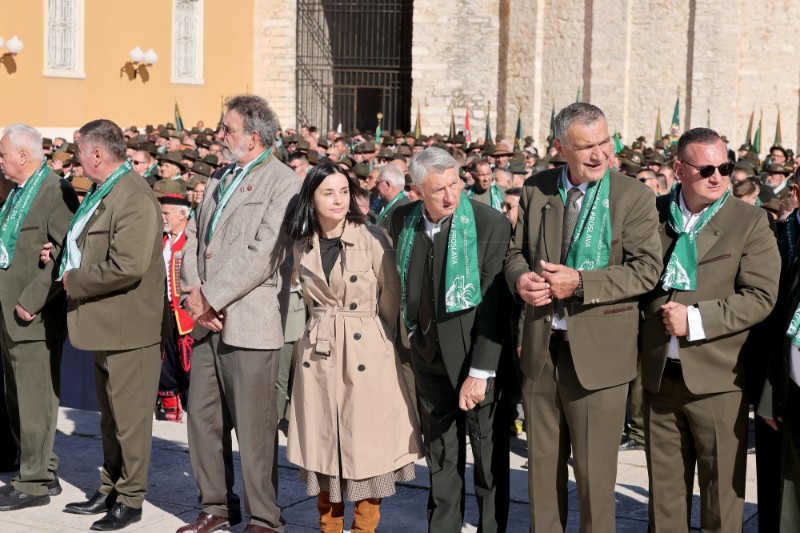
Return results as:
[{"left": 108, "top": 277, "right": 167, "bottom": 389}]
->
[
  {"left": 0, "top": 124, "right": 77, "bottom": 511},
  {"left": 60, "top": 120, "right": 165, "bottom": 532}
]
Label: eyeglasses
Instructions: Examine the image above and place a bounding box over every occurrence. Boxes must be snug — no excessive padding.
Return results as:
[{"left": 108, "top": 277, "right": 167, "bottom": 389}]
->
[{"left": 680, "top": 160, "right": 734, "bottom": 178}]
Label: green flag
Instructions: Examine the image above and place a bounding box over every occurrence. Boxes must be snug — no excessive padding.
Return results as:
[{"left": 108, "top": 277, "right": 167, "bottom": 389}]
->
[
  {"left": 654, "top": 108, "right": 662, "bottom": 144},
  {"left": 613, "top": 132, "right": 623, "bottom": 154},
  {"left": 376, "top": 114, "right": 382, "bottom": 144},
  {"left": 547, "top": 105, "right": 556, "bottom": 151},
  {"left": 514, "top": 111, "right": 523, "bottom": 153},
  {"left": 745, "top": 111, "right": 754, "bottom": 147},
  {"left": 671, "top": 97, "right": 680, "bottom": 129},
  {"left": 775, "top": 110, "right": 782, "bottom": 147},
  {"left": 484, "top": 101, "right": 493, "bottom": 143},
  {"left": 174, "top": 102, "right": 184, "bottom": 132},
  {"left": 576, "top": 87, "right": 581, "bottom": 103},
  {"left": 753, "top": 112, "right": 762, "bottom": 154},
  {"left": 414, "top": 101, "right": 421, "bottom": 140}
]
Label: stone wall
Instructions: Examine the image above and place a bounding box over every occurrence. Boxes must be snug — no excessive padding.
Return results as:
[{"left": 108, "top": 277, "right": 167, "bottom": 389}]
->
[
  {"left": 252, "top": 0, "right": 297, "bottom": 129},
  {"left": 411, "top": 0, "right": 501, "bottom": 139}
]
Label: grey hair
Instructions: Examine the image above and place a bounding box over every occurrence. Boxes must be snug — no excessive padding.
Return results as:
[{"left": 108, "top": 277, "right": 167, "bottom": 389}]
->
[
  {"left": 408, "top": 147, "right": 458, "bottom": 187},
  {"left": 2, "top": 123, "right": 44, "bottom": 160},
  {"left": 554, "top": 103, "right": 606, "bottom": 143},
  {"left": 225, "top": 94, "right": 280, "bottom": 149},
  {"left": 79, "top": 119, "right": 126, "bottom": 161},
  {"left": 376, "top": 163, "right": 405, "bottom": 188}
]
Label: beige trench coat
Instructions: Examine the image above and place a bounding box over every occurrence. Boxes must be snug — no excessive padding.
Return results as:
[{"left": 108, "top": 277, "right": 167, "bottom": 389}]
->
[{"left": 286, "top": 222, "right": 423, "bottom": 480}]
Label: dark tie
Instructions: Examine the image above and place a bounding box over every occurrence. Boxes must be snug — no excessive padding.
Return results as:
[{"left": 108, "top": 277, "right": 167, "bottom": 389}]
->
[
  {"left": 560, "top": 187, "right": 584, "bottom": 263},
  {"left": 555, "top": 187, "right": 583, "bottom": 321}
]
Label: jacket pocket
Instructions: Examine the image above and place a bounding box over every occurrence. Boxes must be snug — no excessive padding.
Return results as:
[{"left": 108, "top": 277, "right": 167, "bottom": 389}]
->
[
  {"left": 602, "top": 305, "right": 635, "bottom": 315},
  {"left": 19, "top": 226, "right": 38, "bottom": 232},
  {"left": 698, "top": 253, "right": 731, "bottom": 266},
  {"left": 87, "top": 230, "right": 110, "bottom": 236}
]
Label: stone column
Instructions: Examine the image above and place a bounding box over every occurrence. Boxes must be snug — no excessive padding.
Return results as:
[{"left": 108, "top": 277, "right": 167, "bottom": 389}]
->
[{"left": 252, "top": 0, "right": 297, "bottom": 129}]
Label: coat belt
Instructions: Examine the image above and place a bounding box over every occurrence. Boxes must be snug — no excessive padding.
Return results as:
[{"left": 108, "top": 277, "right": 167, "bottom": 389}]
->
[{"left": 310, "top": 306, "right": 375, "bottom": 355}]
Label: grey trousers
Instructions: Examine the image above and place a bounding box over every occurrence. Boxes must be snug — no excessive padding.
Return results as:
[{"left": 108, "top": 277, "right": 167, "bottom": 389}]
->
[{"left": 187, "top": 333, "right": 284, "bottom": 531}]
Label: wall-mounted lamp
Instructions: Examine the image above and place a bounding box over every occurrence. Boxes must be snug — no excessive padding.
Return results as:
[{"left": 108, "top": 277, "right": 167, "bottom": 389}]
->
[
  {"left": 121, "top": 46, "right": 158, "bottom": 82},
  {"left": 0, "top": 36, "right": 24, "bottom": 74}
]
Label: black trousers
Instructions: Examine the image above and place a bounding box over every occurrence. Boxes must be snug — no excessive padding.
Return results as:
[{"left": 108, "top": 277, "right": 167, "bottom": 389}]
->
[{"left": 0, "top": 360, "right": 18, "bottom": 471}]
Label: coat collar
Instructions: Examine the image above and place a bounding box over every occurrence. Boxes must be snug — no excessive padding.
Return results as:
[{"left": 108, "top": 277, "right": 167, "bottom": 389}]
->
[
  {"left": 541, "top": 172, "right": 564, "bottom": 265},
  {"left": 211, "top": 154, "right": 272, "bottom": 236}
]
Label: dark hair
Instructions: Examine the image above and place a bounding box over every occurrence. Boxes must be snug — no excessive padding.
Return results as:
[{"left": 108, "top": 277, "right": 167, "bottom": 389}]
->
[
  {"left": 287, "top": 151, "right": 308, "bottom": 164},
  {"left": 677, "top": 128, "right": 722, "bottom": 160},
  {"left": 505, "top": 187, "right": 522, "bottom": 198},
  {"left": 79, "top": 119, "right": 126, "bottom": 162},
  {"left": 283, "top": 162, "right": 365, "bottom": 241}
]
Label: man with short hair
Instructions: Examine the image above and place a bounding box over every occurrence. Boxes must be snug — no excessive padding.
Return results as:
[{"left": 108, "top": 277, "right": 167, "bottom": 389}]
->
[
  {"left": 637, "top": 168, "right": 660, "bottom": 195},
  {"left": 641, "top": 127, "right": 778, "bottom": 532},
  {"left": 60, "top": 119, "right": 165, "bottom": 531},
  {"left": 131, "top": 150, "right": 155, "bottom": 185},
  {"left": 0, "top": 124, "right": 78, "bottom": 511},
  {"left": 502, "top": 187, "right": 521, "bottom": 232},
  {"left": 179, "top": 95, "right": 300, "bottom": 533},
  {"left": 374, "top": 163, "right": 408, "bottom": 228},
  {"left": 470, "top": 159, "right": 505, "bottom": 211},
  {"left": 505, "top": 103, "right": 662, "bottom": 531},
  {"left": 390, "top": 147, "right": 511, "bottom": 533},
  {"left": 287, "top": 152, "right": 309, "bottom": 179}
]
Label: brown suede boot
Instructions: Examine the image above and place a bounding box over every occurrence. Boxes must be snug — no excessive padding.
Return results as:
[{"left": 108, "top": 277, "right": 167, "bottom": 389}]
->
[
  {"left": 351, "top": 498, "right": 381, "bottom": 532},
  {"left": 317, "top": 491, "right": 345, "bottom": 533}
]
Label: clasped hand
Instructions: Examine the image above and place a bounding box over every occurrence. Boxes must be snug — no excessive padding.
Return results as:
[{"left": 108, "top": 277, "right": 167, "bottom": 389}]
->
[{"left": 515, "top": 260, "right": 580, "bottom": 306}]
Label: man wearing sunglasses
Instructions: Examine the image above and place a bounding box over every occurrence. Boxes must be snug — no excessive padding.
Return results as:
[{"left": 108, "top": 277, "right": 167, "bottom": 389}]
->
[{"left": 639, "top": 127, "right": 779, "bottom": 532}]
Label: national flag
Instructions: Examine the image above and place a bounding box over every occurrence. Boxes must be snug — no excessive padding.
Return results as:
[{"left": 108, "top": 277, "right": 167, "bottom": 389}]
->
[
  {"left": 174, "top": 102, "right": 184, "bottom": 132},
  {"left": 464, "top": 104, "right": 471, "bottom": 144},
  {"left": 613, "top": 132, "right": 623, "bottom": 154},
  {"left": 414, "top": 101, "right": 421, "bottom": 140},
  {"left": 753, "top": 111, "right": 762, "bottom": 154},
  {"left": 514, "top": 110, "right": 524, "bottom": 153},
  {"left": 654, "top": 108, "right": 662, "bottom": 144},
  {"left": 376, "top": 113, "right": 383, "bottom": 144},
  {"left": 547, "top": 105, "right": 556, "bottom": 151},
  {"left": 449, "top": 108, "right": 456, "bottom": 140},
  {"left": 744, "top": 111, "right": 754, "bottom": 147},
  {"left": 484, "top": 101, "right": 493, "bottom": 143},
  {"left": 671, "top": 96, "right": 680, "bottom": 129},
  {"left": 775, "top": 109, "right": 782, "bottom": 147}
]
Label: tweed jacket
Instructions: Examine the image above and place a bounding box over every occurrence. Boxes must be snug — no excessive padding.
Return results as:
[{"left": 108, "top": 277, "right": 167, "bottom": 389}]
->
[{"left": 181, "top": 151, "right": 300, "bottom": 350}]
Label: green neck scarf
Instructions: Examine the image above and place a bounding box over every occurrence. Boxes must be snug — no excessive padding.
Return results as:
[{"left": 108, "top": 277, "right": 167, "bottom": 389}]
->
[
  {"left": 467, "top": 184, "right": 503, "bottom": 211},
  {"left": 0, "top": 163, "right": 50, "bottom": 269},
  {"left": 395, "top": 194, "right": 482, "bottom": 329},
  {"left": 207, "top": 148, "right": 271, "bottom": 242},
  {"left": 661, "top": 185, "right": 729, "bottom": 291},
  {"left": 375, "top": 190, "right": 405, "bottom": 223},
  {"left": 58, "top": 161, "right": 132, "bottom": 279},
  {"left": 557, "top": 168, "right": 612, "bottom": 270}
]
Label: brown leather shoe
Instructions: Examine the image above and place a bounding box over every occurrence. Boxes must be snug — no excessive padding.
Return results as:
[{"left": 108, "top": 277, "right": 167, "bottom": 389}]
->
[
  {"left": 176, "top": 512, "right": 229, "bottom": 533},
  {"left": 242, "top": 524, "right": 280, "bottom": 533}
]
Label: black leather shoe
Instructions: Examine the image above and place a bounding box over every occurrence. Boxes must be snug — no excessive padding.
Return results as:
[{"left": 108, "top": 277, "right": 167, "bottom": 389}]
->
[
  {"left": 47, "top": 474, "right": 62, "bottom": 496},
  {"left": 619, "top": 435, "right": 645, "bottom": 451},
  {"left": 0, "top": 484, "right": 50, "bottom": 511},
  {"left": 90, "top": 503, "right": 142, "bottom": 531},
  {"left": 64, "top": 491, "right": 116, "bottom": 515}
]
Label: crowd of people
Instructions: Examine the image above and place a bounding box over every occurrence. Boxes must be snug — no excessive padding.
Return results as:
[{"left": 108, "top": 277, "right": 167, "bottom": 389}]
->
[{"left": 0, "top": 95, "right": 797, "bottom": 533}]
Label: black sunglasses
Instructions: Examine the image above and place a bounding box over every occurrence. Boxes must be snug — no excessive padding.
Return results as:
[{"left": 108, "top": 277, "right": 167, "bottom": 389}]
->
[{"left": 681, "top": 160, "right": 734, "bottom": 178}]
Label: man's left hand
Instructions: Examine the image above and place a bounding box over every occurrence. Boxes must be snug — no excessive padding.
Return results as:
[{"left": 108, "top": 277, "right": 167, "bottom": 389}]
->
[
  {"left": 184, "top": 285, "right": 211, "bottom": 320},
  {"left": 62, "top": 270, "right": 71, "bottom": 298},
  {"left": 458, "top": 377, "right": 487, "bottom": 411},
  {"left": 661, "top": 301, "right": 688, "bottom": 337},
  {"left": 539, "top": 260, "right": 580, "bottom": 299}
]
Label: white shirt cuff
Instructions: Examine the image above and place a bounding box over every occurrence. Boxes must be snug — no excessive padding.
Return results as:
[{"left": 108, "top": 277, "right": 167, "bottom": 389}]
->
[
  {"left": 469, "top": 368, "right": 496, "bottom": 379},
  {"left": 686, "top": 305, "right": 706, "bottom": 342}
]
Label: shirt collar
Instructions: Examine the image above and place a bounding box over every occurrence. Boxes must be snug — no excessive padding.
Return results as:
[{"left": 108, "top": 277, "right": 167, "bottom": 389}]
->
[{"left": 560, "top": 166, "right": 590, "bottom": 195}]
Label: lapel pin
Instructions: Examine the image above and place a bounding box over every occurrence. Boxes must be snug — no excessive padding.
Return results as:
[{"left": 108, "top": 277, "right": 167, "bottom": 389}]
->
[
  {"left": 247, "top": 185, "right": 253, "bottom": 191},
  {"left": 240, "top": 186, "right": 245, "bottom": 192}
]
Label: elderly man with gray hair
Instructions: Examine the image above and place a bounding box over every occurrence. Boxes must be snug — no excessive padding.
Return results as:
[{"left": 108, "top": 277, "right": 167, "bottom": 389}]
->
[
  {"left": 0, "top": 124, "right": 78, "bottom": 512},
  {"left": 389, "top": 147, "right": 512, "bottom": 532},
  {"left": 504, "top": 102, "right": 662, "bottom": 532},
  {"left": 374, "top": 163, "right": 409, "bottom": 228}
]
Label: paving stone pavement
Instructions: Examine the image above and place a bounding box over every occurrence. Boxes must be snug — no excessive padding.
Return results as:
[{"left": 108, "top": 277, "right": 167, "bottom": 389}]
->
[{"left": 0, "top": 407, "right": 759, "bottom": 532}]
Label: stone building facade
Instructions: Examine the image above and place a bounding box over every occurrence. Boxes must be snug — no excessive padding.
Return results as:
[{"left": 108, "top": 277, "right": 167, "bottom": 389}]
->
[{"left": 256, "top": 0, "right": 800, "bottom": 155}]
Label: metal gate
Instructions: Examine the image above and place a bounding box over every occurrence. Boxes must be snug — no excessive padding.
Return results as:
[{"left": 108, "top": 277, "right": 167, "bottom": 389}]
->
[{"left": 296, "top": 0, "right": 413, "bottom": 136}]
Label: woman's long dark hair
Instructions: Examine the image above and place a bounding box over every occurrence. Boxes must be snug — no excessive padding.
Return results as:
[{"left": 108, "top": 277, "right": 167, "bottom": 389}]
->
[{"left": 283, "top": 162, "right": 365, "bottom": 241}]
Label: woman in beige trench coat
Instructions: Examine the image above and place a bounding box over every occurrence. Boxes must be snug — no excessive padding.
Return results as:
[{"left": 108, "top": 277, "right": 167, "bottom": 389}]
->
[{"left": 283, "top": 162, "right": 423, "bottom": 533}]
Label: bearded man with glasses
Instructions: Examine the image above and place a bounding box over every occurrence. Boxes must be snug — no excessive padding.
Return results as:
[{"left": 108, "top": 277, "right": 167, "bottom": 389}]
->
[{"left": 639, "top": 127, "right": 779, "bottom": 532}]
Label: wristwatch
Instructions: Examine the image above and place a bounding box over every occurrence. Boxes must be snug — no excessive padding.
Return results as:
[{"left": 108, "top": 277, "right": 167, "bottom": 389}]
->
[{"left": 573, "top": 272, "right": 584, "bottom": 299}]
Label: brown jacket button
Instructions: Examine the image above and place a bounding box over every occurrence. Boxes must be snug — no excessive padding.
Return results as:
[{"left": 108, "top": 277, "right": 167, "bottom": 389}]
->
[
  {"left": 303, "top": 362, "right": 310, "bottom": 368},
  {"left": 357, "top": 364, "right": 365, "bottom": 371},
  {"left": 349, "top": 303, "right": 357, "bottom": 310},
  {"left": 350, "top": 275, "right": 357, "bottom": 282},
  {"left": 354, "top": 333, "right": 361, "bottom": 340}
]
